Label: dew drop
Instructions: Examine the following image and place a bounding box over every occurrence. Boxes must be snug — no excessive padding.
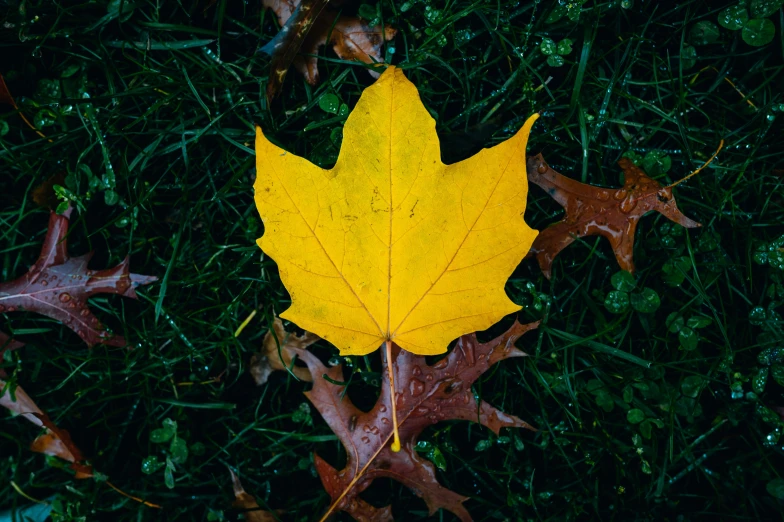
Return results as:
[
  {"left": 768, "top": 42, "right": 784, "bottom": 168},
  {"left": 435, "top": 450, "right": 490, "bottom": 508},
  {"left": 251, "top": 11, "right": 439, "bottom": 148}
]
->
[
  {"left": 433, "top": 359, "right": 448, "bottom": 370},
  {"left": 619, "top": 196, "right": 637, "bottom": 213},
  {"left": 0, "top": 305, "right": 5, "bottom": 312},
  {"left": 410, "top": 379, "right": 426, "bottom": 397},
  {"left": 59, "top": 293, "right": 72, "bottom": 302},
  {"left": 40, "top": 279, "right": 48, "bottom": 286},
  {"left": 536, "top": 163, "right": 547, "bottom": 174},
  {"left": 361, "top": 436, "right": 370, "bottom": 444},
  {"left": 381, "top": 418, "right": 390, "bottom": 424},
  {"left": 379, "top": 405, "right": 387, "bottom": 412},
  {"left": 597, "top": 190, "right": 610, "bottom": 201},
  {"left": 613, "top": 189, "right": 626, "bottom": 201},
  {"left": 443, "top": 379, "right": 462, "bottom": 395},
  {"left": 412, "top": 366, "right": 421, "bottom": 376},
  {"left": 80, "top": 309, "right": 90, "bottom": 317}
]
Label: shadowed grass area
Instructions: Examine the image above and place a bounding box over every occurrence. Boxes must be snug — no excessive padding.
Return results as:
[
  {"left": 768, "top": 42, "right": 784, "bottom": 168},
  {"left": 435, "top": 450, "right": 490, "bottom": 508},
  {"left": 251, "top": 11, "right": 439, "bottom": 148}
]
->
[{"left": 1, "top": 0, "right": 783, "bottom": 520}]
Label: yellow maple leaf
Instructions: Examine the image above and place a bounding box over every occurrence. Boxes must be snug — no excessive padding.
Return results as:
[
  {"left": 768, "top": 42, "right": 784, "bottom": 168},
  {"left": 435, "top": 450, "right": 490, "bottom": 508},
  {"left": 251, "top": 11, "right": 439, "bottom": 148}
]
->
[{"left": 254, "top": 66, "right": 538, "bottom": 356}]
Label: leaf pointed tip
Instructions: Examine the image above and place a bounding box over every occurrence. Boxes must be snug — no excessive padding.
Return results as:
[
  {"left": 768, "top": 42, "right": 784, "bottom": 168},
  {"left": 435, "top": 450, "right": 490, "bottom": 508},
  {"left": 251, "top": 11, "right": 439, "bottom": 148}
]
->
[
  {"left": 519, "top": 112, "right": 540, "bottom": 134},
  {"left": 379, "top": 64, "right": 397, "bottom": 77},
  {"left": 677, "top": 214, "right": 701, "bottom": 229}
]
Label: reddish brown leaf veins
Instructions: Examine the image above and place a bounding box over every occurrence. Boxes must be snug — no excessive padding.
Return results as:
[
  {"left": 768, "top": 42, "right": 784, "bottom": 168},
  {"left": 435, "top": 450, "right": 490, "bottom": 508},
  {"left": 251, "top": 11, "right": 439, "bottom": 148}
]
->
[
  {"left": 526, "top": 154, "right": 700, "bottom": 279},
  {"left": 294, "top": 320, "right": 539, "bottom": 521},
  {"left": 0, "top": 208, "right": 156, "bottom": 347}
]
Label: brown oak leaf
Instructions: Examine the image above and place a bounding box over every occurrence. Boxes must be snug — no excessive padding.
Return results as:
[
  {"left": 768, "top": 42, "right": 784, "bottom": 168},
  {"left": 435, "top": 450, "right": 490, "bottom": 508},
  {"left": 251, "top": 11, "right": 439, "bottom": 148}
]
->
[
  {"left": 261, "top": 0, "right": 396, "bottom": 98},
  {"left": 250, "top": 317, "right": 316, "bottom": 386},
  {"left": 294, "top": 320, "right": 538, "bottom": 521},
  {"left": 526, "top": 154, "right": 700, "bottom": 279},
  {"left": 0, "top": 208, "right": 156, "bottom": 347}
]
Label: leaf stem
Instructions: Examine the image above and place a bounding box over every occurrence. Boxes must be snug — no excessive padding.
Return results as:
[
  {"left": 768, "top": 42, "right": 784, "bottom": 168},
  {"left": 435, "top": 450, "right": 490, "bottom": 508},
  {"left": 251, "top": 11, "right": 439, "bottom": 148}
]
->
[{"left": 386, "top": 340, "right": 401, "bottom": 452}]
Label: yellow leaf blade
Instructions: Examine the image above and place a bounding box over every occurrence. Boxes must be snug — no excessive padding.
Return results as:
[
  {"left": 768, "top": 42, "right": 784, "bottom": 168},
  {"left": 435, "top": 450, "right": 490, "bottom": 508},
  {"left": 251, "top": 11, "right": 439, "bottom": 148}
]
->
[{"left": 255, "top": 67, "right": 538, "bottom": 355}]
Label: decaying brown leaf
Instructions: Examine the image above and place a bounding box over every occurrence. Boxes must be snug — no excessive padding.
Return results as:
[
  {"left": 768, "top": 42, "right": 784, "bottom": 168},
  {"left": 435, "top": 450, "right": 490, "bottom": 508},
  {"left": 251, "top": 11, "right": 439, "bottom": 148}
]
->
[
  {"left": 526, "top": 154, "right": 700, "bottom": 279},
  {"left": 229, "top": 469, "right": 278, "bottom": 521},
  {"left": 1, "top": 344, "right": 93, "bottom": 479},
  {"left": 31, "top": 172, "right": 67, "bottom": 210},
  {"left": 261, "top": 0, "right": 331, "bottom": 99},
  {"left": 294, "top": 321, "right": 538, "bottom": 521},
  {"left": 0, "top": 207, "right": 156, "bottom": 347},
  {"left": 30, "top": 411, "right": 94, "bottom": 478},
  {"left": 250, "top": 317, "right": 317, "bottom": 385},
  {"left": 261, "top": 0, "right": 396, "bottom": 98}
]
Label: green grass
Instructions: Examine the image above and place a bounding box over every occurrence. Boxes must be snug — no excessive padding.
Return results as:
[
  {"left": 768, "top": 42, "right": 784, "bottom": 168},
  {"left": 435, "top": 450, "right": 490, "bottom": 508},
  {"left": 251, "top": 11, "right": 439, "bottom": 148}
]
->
[{"left": 1, "top": 0, "right": 784, "bottom": 520}]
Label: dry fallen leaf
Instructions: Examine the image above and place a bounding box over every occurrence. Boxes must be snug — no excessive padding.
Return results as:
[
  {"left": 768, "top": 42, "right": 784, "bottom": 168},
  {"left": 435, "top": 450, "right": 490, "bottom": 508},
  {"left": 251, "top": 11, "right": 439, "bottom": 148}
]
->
[
  {"left": 31, "top": 172, "right": 67, "bottom": 210},
  {"left": 229, "top": 469, "right": 278, "bottom": 521},
  {"left": 261, "top": 0, "right": 396, "bottom": 98},
  {"left": 260, "top": 0, "right": 331, "bottom": 99},
  {"left": 30, "top": 411, "right": 94, "bottom": 478},
  {"left": 0, "top": 207, "right": 157, "bottom": 347},
  {"left": 293, "top": 320, "right": 538, "bottom": 521},
  {"left": 526, "top": 154, "right": 700, "bottom": 279},
  {"left": 250, "top": 317, "right": 316, "bottom": 385},
  {"left": 254, "top": 66, "right": 539, "bottom": 356},
  {"left": 1, "top": 351, "right": 93, "bottom": 479}
]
